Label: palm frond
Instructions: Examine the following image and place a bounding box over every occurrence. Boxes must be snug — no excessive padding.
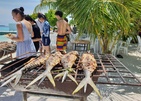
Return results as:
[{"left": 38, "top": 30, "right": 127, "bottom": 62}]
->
[
  {"left": 55, "top": 0, "right": 141, "bottom": 53},
  {"left": 33, "top": 0, "right": 56, "bottom": 13}
]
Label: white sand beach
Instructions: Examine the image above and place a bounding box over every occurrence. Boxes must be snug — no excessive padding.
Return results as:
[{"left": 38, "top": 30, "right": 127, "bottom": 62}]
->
[{"left": 0, "top": 33, "right": 141, "bottom": 101}]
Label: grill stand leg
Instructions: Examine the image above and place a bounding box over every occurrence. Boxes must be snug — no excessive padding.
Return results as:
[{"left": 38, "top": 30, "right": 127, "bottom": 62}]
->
[
  {"left": 10, "top": 53, "right": 13, "bottom": 60},
  {"left": 80, "top": 97, "right": 86, "bottom": 101},
  {"left": 23, "top": 92, "right": 27, "bottom": 101}
]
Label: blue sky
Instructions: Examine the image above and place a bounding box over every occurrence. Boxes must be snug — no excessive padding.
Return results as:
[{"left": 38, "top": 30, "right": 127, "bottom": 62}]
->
[{"left": 0, "top": 0, "right": 40, "bottom": 25}]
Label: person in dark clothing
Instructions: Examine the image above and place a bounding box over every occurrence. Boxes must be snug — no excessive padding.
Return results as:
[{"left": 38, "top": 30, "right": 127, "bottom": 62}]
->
[
  {"left": 138, "top": 32, "right": 141, "bottom": 37},
  {"left": 73, "top": 25, "right": 77, "bottom": 34},
  {"left": 32, "top": 24, "right": 41, "bottom": 51},
  {"left": 25, "top": 15, "right": 41, "bottom": 52}
]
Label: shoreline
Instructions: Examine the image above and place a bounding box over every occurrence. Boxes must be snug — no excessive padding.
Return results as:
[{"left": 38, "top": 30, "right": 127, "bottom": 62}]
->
[{"left": 0, "top": 31, "right": 16, "bottom": 35}]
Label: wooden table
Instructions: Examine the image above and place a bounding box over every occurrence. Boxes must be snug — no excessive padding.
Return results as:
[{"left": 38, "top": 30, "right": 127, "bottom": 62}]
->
[{"left": 72, "top": 40, "right": 90, "bottom": 51}]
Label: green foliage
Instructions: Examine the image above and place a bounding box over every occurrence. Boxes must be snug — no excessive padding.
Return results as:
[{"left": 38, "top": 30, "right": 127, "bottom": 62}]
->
[
  {"left": 55, "top": 0, "right": 141, "bottom": 53},
  {"left": 30, "top": 13, "right": 38, "bottom": 20},
  {"left": 32, "top": 0, "right": 141, "bottom": 53},
  {"left": 30, "top": 9, "right": 57, "bottom": 27},
  {"left": 33, "top": 0, "right": 56, "bottom": 13},
  {"left": 69, "top": 19, "right": 76, "bottom": 25},
  {"left": 45, "top": 9, "right": 57, "bottom": 27}
]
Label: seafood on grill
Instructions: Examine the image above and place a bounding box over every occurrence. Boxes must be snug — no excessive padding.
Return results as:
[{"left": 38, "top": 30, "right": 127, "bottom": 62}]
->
[
  {"left": 26, "top": 51, "right": 62, "bottom": 88},
  {"left": 0, "top": 42, "right": 16, "bottom": 58},
  {"left": 0, "top": 42, "right": 15, "bottom": 49},
  {"left": 72, "top": 53, "right": 102, "bottom": 98},
  {"left": 54, "top": 51, "right": 78, "bottom": 85},
  {"left": 0, "top": 54, "right": 50, "bottom": 87}
]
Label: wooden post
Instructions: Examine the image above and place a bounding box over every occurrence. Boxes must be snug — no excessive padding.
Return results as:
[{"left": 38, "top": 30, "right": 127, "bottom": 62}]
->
[
  {"left": 23, "top": 92, "right": 27, "bottom": 101},
  {"left": 80, "top": 96, "right": 86, "bottom": 101},
  {"left": 10, "top": 53, "right": 13, "bottom": 60}
]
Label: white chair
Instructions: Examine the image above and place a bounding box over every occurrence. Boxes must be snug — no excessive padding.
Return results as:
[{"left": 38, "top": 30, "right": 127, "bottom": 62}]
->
[
  {"left": 117, "top": 37, "right": 132, "bottom": 55},
  {"left": 69, "top": 32, "right": 77, "bottom": 50},
  {"left": 107, "top": 38, "right": 118, "bottom": 56},
  {"left": 93, "top": 38, "right": 102, "bottom": 54},
  {"left": 93, "top": 38, "right": 117, "bottom": 55},
  {"left": 137, "top": 35, "right": 141, "bottom": 52},
  {"left": 111, "top": 43, "right": 118, "bottom": 56}
]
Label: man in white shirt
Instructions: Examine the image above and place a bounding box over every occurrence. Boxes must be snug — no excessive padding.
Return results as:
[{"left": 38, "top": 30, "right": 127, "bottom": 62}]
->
[{"left": 35, "top": 13, "right": 44, "bottom": 34}]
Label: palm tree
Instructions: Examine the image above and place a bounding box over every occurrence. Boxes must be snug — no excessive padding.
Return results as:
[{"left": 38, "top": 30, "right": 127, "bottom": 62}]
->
[
  {"left": 55, "top": 0, "right": 141, "bottom": 53},
  {"left": 34, "top": 0, "right": 56, "bottom": 13}
]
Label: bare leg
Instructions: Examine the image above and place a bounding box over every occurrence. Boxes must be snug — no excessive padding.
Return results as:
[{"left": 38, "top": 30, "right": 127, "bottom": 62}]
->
[
  {"left": 43, "top": 46, "right": 51, "bottom": 55},
  {"left": 39, "top": 41, "right": 43, "bottom": 54},
  {"left": 40, "top": 47, "right": 43, "bottom": 54}
]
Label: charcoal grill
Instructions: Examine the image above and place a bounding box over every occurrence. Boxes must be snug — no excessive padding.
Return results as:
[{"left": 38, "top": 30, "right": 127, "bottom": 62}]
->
[{"left": 0, "top": 53, "right": 141, "bottom": 101}]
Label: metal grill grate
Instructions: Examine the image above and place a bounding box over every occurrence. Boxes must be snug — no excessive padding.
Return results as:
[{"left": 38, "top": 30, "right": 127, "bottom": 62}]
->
[
  {"left": 1, "top": 53, "right": 141, "bottom": 86},
  {"left": 93, "top": 54, "right": 141, "bottom": 86},
  {"left": 0, "top": 53, "right": 141, "bottom": 101}
]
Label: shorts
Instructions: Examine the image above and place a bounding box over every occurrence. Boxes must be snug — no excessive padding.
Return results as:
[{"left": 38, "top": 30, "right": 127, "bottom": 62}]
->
[
  {"left": 42, "top": 36, "right": 50, "bottom": 46},
  {"left": 56, "top": 35, "right": 67, "bottom": 51}
]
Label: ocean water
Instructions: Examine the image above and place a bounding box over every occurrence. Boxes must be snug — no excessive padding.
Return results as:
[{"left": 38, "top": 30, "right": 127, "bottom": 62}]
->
[
  {"left": 0, "top": 26, "right": 11, "bottom": 42},
  {"left": 0, "top": 26, "right": 9, "bottom": 31},
  {"left": 0, "top": 35, "right": 11, "bottom": 42}
]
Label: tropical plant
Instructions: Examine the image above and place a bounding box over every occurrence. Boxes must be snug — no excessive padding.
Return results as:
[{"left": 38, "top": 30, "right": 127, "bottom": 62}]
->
[
  {"left": 45, "top": 9, "right": 57, "bottom": 26},
  {"left": 69, "top": 18, "right": 76, "bottom": 25},
  {"left": 30, "top": 13, "right": 38, "bottom": 20},
  {"left": 34, "top": 0, "right": 56, "bottom": 13},
  {"left": 121, "top": 0, "right": 141, "bottom": 43},
  {"left": 30, "top": 9, "right": 57, "bottom": 27},
  {"left": 55, "top": 0, "right": 141, "bottom": 53}
]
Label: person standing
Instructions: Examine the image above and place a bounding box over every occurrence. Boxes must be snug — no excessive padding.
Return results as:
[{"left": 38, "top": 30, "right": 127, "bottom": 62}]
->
[
  {"left": 25, "top": 15, "right": 41, "bottom": 52},
  {"left": 35, "top": 13, "right": 44, "bottom": 53},
  {"left": 73, "top": 25, "right": 77, "bottom": 34},
  {"left": 55, "top": 11, "right": 71, "bottom": 53},
  {"left": 38, "top": 14, "right": 51, "bottom": 54},
  {"left": 35, "top": 13, "right": 44, "bottom": 35},
  {"left": 10, "top": 7, "right": 36, "bottom": 59}
]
